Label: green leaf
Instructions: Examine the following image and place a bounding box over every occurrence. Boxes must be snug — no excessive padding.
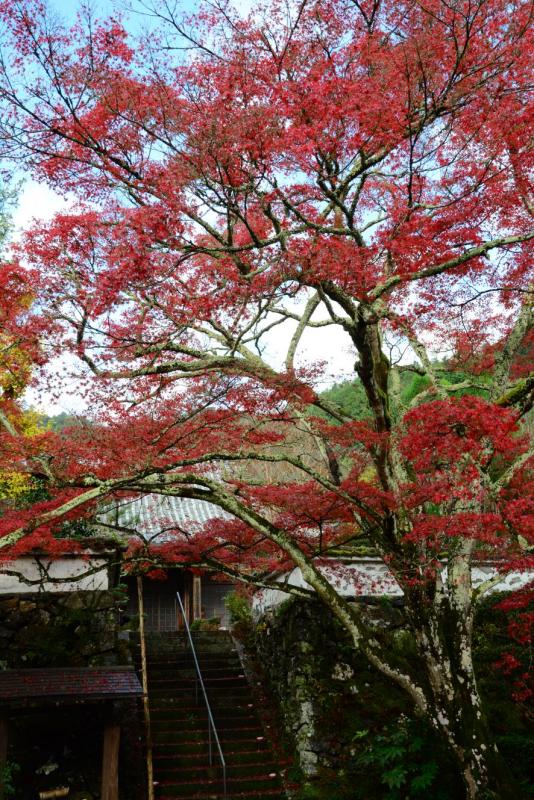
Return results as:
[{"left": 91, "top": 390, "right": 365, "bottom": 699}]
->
[
  {"left": 377, "top": 745, "right": 406, "bottom": 765},
  {"left": 410, "top": 762, "right": 438, "bottom": 793},
  {"left": 383, "top": 766, "right": 408, "bottom": 789},
  {"left": 409, "top": 735, "right": 424, "bottom": 752}
]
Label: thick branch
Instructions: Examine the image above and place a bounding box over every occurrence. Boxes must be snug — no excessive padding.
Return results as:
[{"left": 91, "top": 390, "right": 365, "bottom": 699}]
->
[{"left": 370, "top": 232, "right": 534, "bottom": 300}]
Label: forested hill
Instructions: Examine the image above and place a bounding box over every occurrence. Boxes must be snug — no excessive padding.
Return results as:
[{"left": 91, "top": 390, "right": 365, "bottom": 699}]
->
[{"left": 318, "top": 366, "right": 489, "bottom": 420}]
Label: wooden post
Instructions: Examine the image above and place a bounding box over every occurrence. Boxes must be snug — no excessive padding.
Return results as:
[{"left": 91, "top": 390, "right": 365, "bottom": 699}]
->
[
  {"left": 137, "top": 576, "right": 154, "bottom": 800},
  {"left": 0, "top": 713, "right": 8, "bottom": 800},
  {"left": 101, "top": 724, "right": 120, "bottom": 800},
  {"left": 183, "top": 582, "right": 191, "bottom": 627},
  {"left": 192, "top": 574, "right": 202, "bottom": 621}
]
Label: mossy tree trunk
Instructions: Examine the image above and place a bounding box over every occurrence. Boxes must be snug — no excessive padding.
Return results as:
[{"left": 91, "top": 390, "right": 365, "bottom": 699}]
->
[
  {"left": 291, "top": 552, "right": 518, "bottom": 799},
  {"left": 405, "top": 601, "right": 517, "bottom": 799},
  {"left": 337, "top": 311, "right": 521, "bottom": 800}
]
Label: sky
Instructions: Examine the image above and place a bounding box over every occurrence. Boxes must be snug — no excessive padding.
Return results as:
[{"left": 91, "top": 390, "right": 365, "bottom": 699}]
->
[
  {"left": 14, "top": 179, "right": 355, "bottom": 416},
  {"left": 10, "top": 0, "right": 355, "bottom": 416},
  {"left": 50, "top": 0, "right": 230, "bottom": 25},
  {"left": 14, "top": 179, "right": 355, "bottom": 417}
]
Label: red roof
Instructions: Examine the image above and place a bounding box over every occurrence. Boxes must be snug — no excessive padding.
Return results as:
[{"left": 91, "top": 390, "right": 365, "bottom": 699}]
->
[{"left": 0, "top": 667, "right": 143, "bottom": 704}]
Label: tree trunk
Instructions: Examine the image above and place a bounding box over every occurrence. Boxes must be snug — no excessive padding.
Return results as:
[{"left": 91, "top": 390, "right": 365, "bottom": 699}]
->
[
  {"left": 430, "top": 666, "right": 517, "bottom": 799},
  {"left": 410, "top": 601, "right": 519, "bottom": 800},
  {"left": 331, "top": 309, "right": 520, "bottom": 798}
]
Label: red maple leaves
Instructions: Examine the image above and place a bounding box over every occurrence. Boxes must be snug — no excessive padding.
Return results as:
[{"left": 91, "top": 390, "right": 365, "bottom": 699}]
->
[{"left": 0, "top": 0, "right": 530, "bottom": 639}]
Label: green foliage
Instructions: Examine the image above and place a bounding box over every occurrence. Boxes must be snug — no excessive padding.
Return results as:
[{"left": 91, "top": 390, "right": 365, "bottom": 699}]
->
[
  {"left": 354, "top": 718, "right": 446, "bottom": 800},
  {"left": 225, "top": 591, "right": 253, "bottom": 626},
  {"left": 190, "top": 617, "right": 220, "bottom": 631},
  {"left": 255, "top": 596, "right": 532, "bottom": 799},
  {"left": 40, "top": 412, "right": 90, "bottom": 431},
  {"left": 17, "top": 597, "right": 118, "bottom": 667},
  {"left": 440, "top": 369, "right": 491, "bottom": 399},
  {"left": 0, "top": 761, "right": 20, "bottom": 798},
  {"left": 57, "top": 517, "right": 96, "bottom": 539},
  {"left": 225, "top": 590, "right": 255, "bottom": 646},
  {"left": 474, "top": 596, "right": 534, "bottom": 797},
  {"left": 401, "top": 365, "right": 493, "bottom": 405},
  {"left": 316, "top": 364, "right": 492, "bottom": 425},
  {"left": 400, "top": 373, "right": 431, "bottom": 406},
  {"left": 318, "top": 371, "right": 430, "bottom": 420},
  {"left": 0, "top": 180, "right": 17, "bottom": 247},
  {"left": 318, "top": 379, "right": 370, "bottom": 420},
  {"left": 15, "top": 475, "right": 50, "bottom": 506},
  {"left": 294, "top": 779, "right": 352, "bottom": 800},
  {"left": 111, "top": 582, "right": 128, "bottom": 601}
]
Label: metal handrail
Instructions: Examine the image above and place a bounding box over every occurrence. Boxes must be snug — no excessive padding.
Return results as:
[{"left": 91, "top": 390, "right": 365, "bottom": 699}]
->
[{"left": 176, "top": 592, "right": 227, "bottom": 799}]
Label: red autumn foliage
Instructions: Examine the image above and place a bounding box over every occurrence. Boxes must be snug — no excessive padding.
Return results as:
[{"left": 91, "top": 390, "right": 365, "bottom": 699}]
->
[{"left": 0, "top": 1, "right": 532, "bottom": 793}]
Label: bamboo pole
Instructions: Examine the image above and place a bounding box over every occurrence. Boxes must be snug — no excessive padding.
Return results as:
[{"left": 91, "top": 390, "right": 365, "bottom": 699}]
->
[{"left": 137, "top": 576, "right": 155, "bottom": 800}]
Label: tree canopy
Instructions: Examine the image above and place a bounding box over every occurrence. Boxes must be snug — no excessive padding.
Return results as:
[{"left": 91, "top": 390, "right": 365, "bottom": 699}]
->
[{"left": 0, "top": 1, "right": 532, "bottom": 796}]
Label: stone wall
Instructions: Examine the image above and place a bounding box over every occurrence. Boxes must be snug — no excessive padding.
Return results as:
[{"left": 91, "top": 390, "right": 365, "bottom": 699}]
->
[
  {"left": 0, "top": 589, "right": 128, "bottom": 668},
  {"left": 252, "top": 595, "right": 533, "bottom": 799},
  {"left": 253, "top": 596, "right": 407, "bottom": 778},
  {"left": 0, "top": 589, "right": 143, "bottom": 799}
]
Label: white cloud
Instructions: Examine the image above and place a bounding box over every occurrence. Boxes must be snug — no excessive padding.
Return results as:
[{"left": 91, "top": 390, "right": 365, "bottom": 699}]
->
[
  {"left": 11, "top": 181, "right": 73, "bottom": 236},
  {"left": 12, "top": 181, "right": 84, "bottom": 417},
  {"left": 14, "top": 182, "right": 356, "bottom": 417},
  {"left": 265, "top": 312, "right": 356, "bottom": 388},
  {"left": 24, "top": 356, "right": 90, "bottom": 418}
]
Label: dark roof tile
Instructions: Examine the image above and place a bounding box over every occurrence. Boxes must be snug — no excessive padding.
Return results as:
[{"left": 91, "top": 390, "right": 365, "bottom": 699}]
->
[{"left": 0, "top": 668, "right": 143, "bottom": 703}]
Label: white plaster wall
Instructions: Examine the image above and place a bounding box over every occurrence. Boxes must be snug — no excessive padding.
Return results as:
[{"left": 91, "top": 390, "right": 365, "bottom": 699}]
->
[
  {"left": 252, "top": 559, "right": 532, "bottom": 615},
  {"left": 0, "top": 556, "right": 110, "bottom": 593}
]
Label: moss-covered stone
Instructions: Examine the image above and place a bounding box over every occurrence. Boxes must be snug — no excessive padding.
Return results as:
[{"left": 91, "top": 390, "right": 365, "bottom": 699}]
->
[
  {"left": 253, "top": 596, "right": 534, "bottom": 799},
  {"left": 0, "top": 590, "right": 128, "bottom": 668}
]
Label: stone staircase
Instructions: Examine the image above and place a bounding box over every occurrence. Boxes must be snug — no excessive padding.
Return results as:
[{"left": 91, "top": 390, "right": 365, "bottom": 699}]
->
[{"left": 141, "top": 631, "right": 287, "bottom": 800}]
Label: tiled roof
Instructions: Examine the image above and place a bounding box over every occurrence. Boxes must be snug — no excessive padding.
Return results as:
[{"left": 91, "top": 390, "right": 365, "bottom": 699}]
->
[
  {"left": 0, "top": 668, "right": 143, "bottom": 704},
  {"left": 98, "top": 493, "right": 232, "bottom": 542}
]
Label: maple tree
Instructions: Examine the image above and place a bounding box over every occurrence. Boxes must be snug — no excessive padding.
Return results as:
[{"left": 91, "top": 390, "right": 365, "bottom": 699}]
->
[
  {"left": 0, "top": 0, "right": 533, "bottom": 796},
  {"left": 0, "top": 191, "right": 50, "bottom": 505}
]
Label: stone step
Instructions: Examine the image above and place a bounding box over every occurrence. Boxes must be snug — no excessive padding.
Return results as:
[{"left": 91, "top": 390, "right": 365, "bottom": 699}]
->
[
  {"left": 153, "top": 725, "right": 265, "bottom": 744},
  {"left": 144, "top": 656, "right": 241, "bottom": 667},
  {"left": 151, "top": 708, "right": 259, "bottom": 721},
  {"left": 145, "top": 636, "right": 234, "bottom": 641},
  {"left": 149, "top": 689, "right": 255, "bottom": 715},
  {"left": 144, "top": 639, "right": 236, "bottom": 655},
  {"left": 145, "top": 665, "right": 242, "bottom": 677},
  {"left": 149, "top": 668, "right": 246, "bottom": 679},
  {"left": 150, "top": 677, "right": 248, "bottom": 692},
  {"left": 151, "top": 706, "right": 260, "bottom": 720},
  {"left": 155, "top": 760, "right": 283, "bottom": 780},
  {"left": 150, "top": 703, "right": 257, "bottom": 717},
  {"left": 149, "top": 689, "right": 256, "bottom": 702},
  {"left": 146, "top": 648, "right": 237, "bottom": 655},
  {"left": 156, "top": 773, "right": 283, "bottom": 797},
  {"left": 139, "top": 634, "right": 229, "bottom": 640},
  {"left": 150, "top": 702, "right": 259, "bottom": 716},
  {"left": 154, "top": 736, "right": 271, "bottom": 753},
  {"left": 152, "top": 715, "right": 260, "bottom": 731},
  {"left": 144, "top": 650, "right": 235, "bottom": 658},
  {"left": 156, "top": 790, "right": 285, "bottom": 800},
  {"left": 144, "top": 659, "right": 243, "bottom": 670},
  {"left": 153, "top": 737, "right": 271, "bottom": 757},
  {"left": 141, "top": 631, "right": 286, "bottom": 799},
  {"left": 153, "top": 749, "right": 282, "bottom": 768}
]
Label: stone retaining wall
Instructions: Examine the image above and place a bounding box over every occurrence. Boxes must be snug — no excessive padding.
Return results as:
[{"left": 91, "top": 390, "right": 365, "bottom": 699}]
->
[
  {"left": 253, "top": 596, "right": 406, "bottom": 778},
  {"left": 0, "top": 590, "right": 127, "bottom": 668}
]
